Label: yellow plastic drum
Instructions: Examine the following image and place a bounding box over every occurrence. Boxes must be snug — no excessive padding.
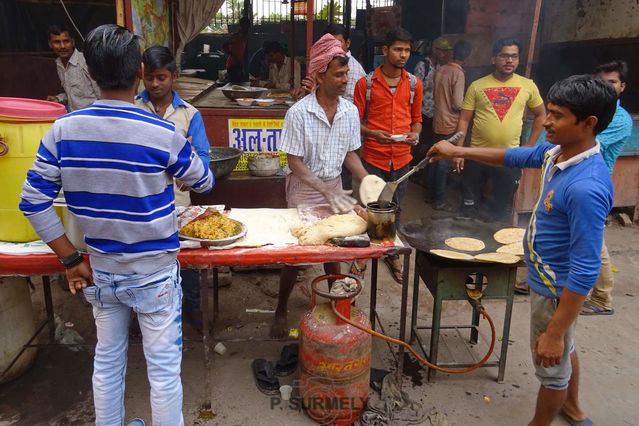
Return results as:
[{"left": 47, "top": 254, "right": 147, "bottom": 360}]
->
[{"left": 0, "top": 97, "right": 66, "bottom": 242}]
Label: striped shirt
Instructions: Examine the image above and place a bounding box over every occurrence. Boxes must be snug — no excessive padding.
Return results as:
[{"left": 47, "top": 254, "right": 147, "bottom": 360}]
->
[
  {"left": 19, "top": 100, "right": 214, "bottom": 274},
  {"left": 280, "top": 92, "right": 361, "bottom": 179}
]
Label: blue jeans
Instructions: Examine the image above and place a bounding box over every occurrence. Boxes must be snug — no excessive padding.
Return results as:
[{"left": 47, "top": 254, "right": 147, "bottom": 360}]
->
[
  {"left": 428, "top": 132, "right": 454, "bottom": 204},
  {"left": 83, "top": 262, "right": 184, "bottom": 426}
]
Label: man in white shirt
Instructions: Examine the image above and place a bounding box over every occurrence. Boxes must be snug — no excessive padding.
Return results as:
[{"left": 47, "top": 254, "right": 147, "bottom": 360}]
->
[
  {"left": 46, "top": 24, "right": 100, "bottom": 111},
  {"left": 270, "top": 34, "right": 369, "bottom": 338},
  {"left": 263, "top": 42, "right": 301, "bottom": 90}
]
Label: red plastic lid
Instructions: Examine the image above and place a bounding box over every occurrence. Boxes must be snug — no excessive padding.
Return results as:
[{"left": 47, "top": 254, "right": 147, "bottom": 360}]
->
[{"left": 0, "top": 97, "right": 66, "bottom": 120}]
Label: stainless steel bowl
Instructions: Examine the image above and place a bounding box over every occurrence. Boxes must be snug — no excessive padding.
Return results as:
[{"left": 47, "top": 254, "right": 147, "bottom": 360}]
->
[
  {"left": 209, "top": 147, "right": 242, "bottom": 179},
  {"left": 221, "top": 85, "right": 268, "bottom": 100}
]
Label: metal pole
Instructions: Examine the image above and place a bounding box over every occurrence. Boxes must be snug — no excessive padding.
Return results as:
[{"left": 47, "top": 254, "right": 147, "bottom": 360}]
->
[
  {"left": 290, "top": 0, "right": 295, "bottom": 88},
  {"left": 525, "top": 0, "right": 544, "bottom": 78},
  {"left": 306, "top": 0, "right": 315, "bottom": 67},
  {"left": 343, "top": 0, "right": 352, "bottom": 29},
  {"left": 329, "top": 0, "right": 334, "bottom": 24}
]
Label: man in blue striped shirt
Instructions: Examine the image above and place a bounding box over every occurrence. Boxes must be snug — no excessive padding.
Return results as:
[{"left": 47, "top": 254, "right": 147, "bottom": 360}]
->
[
  {"left": 20, "top": 25, "right": 213, "bottom": 426},
  {"left": 428, "top": 75, "right": 616, "bottom": 426}
]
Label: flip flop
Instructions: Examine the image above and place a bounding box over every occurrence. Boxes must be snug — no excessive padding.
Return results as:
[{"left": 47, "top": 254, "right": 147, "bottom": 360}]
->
[
  {"left": 370, "top": 368, "right": 390, "bottom": 393},
  {"left": 514, "top": 282, "right": 530, "bottom": 295},
  {"left": 382, "top": 255, "right": 403, "bottom": 285},
  {"left": 560, "top": 410, "right": 594, "bottom": 426},
  {"left": 580, "top": 301, "right": 614, "bottom": 316},
  {"left": 275, "top": 343, "right": 298, "bottom": 376},
  {"left": 349, "top": 260, "right": 367, "bottom": 281},
  {"left": 251, "top": 359, "right": 280, "bottom": 395}
]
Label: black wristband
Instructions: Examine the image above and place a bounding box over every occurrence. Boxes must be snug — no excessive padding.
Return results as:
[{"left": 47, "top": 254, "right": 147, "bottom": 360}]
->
[{"left": 59, "top": 251, "right": 84, "bottom": 269}]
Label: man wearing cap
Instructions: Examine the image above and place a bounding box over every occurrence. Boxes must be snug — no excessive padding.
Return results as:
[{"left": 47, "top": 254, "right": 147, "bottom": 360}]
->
[
  {"left": 270, "top": 34, "right": 369, "bottom": 339},
  {"left": 412, "top": 37, "right": 452, "bottom": 185}
]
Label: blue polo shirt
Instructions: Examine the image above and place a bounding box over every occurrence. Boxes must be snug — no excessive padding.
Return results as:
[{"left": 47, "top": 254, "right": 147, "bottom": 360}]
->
[
  {"left": 597, "top": 100, "right": 633, "bottom": 174},
  {"left": 504, "top": 142, "right": 613, "bottom": 298}
]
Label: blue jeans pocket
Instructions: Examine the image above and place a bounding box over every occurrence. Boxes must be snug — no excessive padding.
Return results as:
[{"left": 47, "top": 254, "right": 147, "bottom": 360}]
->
[
  {"left": 82, "top": 285, "right": 99, "bottom": 306},
  {"left": 133, "top": 275, "right": 180, "bottom": 326}
]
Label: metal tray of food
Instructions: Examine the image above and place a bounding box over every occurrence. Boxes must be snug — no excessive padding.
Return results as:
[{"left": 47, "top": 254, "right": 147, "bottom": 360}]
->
[{"left": 179, "top": 219, "right": 247, "bottom": 247}]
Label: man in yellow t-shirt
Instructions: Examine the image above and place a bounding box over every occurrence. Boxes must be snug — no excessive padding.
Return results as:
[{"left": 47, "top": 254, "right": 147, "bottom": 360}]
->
[{"left": 444, "top": 37, "right": 546, "bottom": 222}]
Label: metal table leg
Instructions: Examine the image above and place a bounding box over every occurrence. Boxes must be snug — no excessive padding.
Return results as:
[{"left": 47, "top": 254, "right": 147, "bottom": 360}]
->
[
  {"left": 369, "top": 258, "right": 378, "bottom": 329},
  {"left": 396, "top": 251, "right": 411, "bottom": 382},
  {"left": 42, "top": 275, "right": 55, "bottom": 341},
  {"left": 200, "top": 268, "right": 212, "bottom": 409},
  {"left": 410, "top": 261, "right": 420, "bottom": 344},
  {"left": 428, "top": 291, "right": 443, "bottom": 382},
  {"left": 498, "top": 267, "right": 517, "bottom": 383},
  {"left": 213, "top": 268, "right": 219, "bottom": 320}
]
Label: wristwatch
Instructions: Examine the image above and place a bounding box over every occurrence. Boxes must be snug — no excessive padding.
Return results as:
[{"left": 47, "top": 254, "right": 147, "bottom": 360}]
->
[{"left": 59, "top": 251, "right": 84, "bottom": 269}]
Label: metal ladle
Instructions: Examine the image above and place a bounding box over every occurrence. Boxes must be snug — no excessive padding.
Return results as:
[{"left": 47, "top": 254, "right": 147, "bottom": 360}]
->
[{"left": 377, "top": 156, "right": 430, "bottom": 208}]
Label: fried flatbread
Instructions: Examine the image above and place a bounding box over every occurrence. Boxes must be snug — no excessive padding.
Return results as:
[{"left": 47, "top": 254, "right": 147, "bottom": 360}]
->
[
  {"left": 497, "top": 242, "right": 524, "bottom": 256},
  {"left": 493, "top": 228, "right": 525, "bottom": 245},
  {"left": 429, "top": 249, "right": 475, "bottom": 260},
  {"left": 359, "top": 175, "right": 387, "bottom": 206},
  {"left": 474, "top": 252, "right": 520, "bottom": 264},
  {"left": 444, "top": 237, "right": 485, "bottom": 252}
]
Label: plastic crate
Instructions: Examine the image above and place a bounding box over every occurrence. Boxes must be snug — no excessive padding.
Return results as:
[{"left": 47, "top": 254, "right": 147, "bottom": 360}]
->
[{"left": 234, "top": 151, "right": 288, "bottom": 171}]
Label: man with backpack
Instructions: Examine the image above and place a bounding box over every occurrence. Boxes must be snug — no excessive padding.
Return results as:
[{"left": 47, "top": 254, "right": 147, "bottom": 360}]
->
[{"left": 352, "top": 28, "right": 423, "bottom": 284}]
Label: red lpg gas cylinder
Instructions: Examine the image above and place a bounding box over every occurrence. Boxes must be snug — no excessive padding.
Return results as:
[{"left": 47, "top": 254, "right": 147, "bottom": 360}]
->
[{"left": 298, "top": 274, "right": 371, "bottom": 425}]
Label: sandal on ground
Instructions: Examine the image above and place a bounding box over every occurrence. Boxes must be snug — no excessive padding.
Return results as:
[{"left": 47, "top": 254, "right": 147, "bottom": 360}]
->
[
  {"left": 370, "top": 368, "right": 390, "bottom": 393},
  {"left": 349, "top": 260, "right": 367, "bottom": 281},
  {"left": 514, "top": 282, "right": 530, "bottom": 295},
  {"left": 560, "top": 410, "right": 594, "bottom": 426},
  {"left": 580, "top": 301, "right": 614, "bottom": 316},
  {"left": 275, "top": 343, "right": 299, "bottom": 376},
  {"left": 382, "top": 255, "right": 403, "bottom": 285},
  {"left": 251, "top": 359, "right": 280, "bottom": 395}
]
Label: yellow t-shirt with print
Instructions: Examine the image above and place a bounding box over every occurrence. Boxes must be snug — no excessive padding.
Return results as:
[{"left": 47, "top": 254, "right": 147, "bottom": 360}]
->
[{"left": 462, "top": 73, "right": 543, "bottom": 148}]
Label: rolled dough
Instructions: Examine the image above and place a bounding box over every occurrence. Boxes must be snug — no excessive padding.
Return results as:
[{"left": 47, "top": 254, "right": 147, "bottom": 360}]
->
[
  {"left": 359, "top": 175, "right": 387, "bottom": 206},
  {"left": 292, "top": 213, "right": 367, "bottom": 245}
]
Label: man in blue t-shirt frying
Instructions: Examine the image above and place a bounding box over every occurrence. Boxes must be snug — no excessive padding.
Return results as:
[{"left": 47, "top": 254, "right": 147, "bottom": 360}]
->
[{"left": 428, "top": 75, "right": 616, "bottom": 426}]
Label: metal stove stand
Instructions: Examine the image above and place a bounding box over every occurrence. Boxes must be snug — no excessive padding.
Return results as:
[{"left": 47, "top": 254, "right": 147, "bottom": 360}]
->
[{"left": 409, "top": 250, "right": 518, "bottom": 382}]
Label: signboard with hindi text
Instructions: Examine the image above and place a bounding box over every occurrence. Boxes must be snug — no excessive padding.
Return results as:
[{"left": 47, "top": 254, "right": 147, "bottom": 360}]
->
[{"left": 228, "top": 118, "right": 283, "bottom": 152}]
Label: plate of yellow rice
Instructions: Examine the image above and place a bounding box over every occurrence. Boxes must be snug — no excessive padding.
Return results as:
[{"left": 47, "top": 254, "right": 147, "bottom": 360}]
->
[{"left": 179, "top": 211, "right": 247, "bottom": 246}]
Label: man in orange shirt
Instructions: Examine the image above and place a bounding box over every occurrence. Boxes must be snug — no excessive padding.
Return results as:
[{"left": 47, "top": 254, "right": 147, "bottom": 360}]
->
[{"left": 352, "top": 28, "right": 423, "bottom": 283}]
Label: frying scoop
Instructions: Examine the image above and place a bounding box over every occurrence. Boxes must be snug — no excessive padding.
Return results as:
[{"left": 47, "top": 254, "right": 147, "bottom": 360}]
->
[{"left": 377, "top": 156, "right": 430, "bottom": 207}]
